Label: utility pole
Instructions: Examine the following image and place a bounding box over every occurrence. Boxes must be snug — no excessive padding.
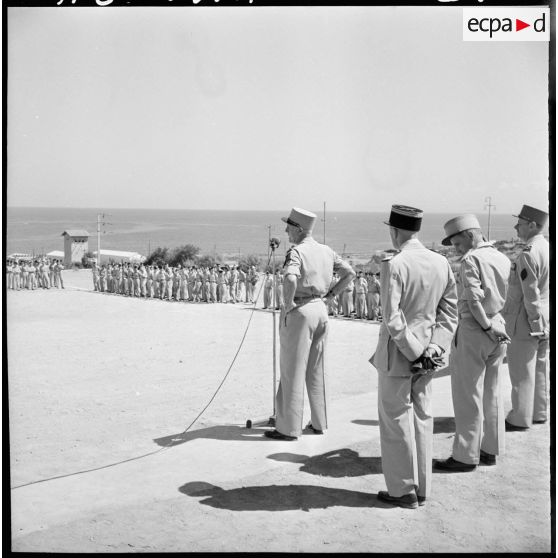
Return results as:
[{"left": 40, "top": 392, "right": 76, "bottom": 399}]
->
[
  {"left": 484, "top": 196, "right": 496, "bottom": 241},
  {"left": 322, "top": 201, "right": 326, "bottom": 244},
  {"left": 96, "top": 213, "right": 111, "bottom": 264}
]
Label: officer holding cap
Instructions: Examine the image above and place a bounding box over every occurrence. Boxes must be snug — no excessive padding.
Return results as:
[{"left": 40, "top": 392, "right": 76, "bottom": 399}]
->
[
  {"left": 434, "top": 214, "right": 510, "bottom": 472},
  {"left": 371, "top": 205, "right": 458, "bottom": 509},
  {"left": 503, "top": 205, "right": 549, "bottom": 430},
  {"left": 264, "top": 207, "right": 355, "bottom": 441}
]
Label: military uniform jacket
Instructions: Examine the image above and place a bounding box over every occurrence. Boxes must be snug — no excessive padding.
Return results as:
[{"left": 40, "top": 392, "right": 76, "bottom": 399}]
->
[
  {"left": 371, "top": 239, "right": 458, "bottom": 377},
  {"left": 503, "top": 234, "right": 549, "bottom": 335},
  {"left": 456, "top": 242, "right": 510, "bottom": 318}
]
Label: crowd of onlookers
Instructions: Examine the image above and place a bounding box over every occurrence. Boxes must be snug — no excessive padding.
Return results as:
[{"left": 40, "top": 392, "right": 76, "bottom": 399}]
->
[
  {"left": 90, "top": 261, "right": 382, "bottom": 320},
  {"left": 6, "top": 258, "right": 65, "bottom": 290}
]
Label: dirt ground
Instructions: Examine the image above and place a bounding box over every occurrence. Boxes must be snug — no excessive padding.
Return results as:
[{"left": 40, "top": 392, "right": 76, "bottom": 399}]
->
[{"left": 7, "top": 269, "right": 553, "bottom": 552}]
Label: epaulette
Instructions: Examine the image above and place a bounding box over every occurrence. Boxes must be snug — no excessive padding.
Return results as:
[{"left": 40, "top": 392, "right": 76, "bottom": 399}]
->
[
  {"left": 522, "top": 245, "right": 532, "bottom": 252},
  {"left": 381, "top": 254, "right": 395, "bottom": 263}
]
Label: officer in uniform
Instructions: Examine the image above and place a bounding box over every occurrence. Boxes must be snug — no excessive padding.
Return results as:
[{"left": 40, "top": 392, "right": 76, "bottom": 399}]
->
[
  {"left": 371, "top": 205, "right": 458, "bottom": 508},
  {"left": 434, "top": 215, "right": 511, "bottom": 472},
  {"left": 503, "top": 205, "right": 550, "bottom": 430},
  {"left": 264, "top": 207, "right": 355, "bottom": 441}
]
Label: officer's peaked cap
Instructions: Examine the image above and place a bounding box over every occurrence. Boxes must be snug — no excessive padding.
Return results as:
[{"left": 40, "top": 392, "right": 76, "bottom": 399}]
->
[
  {"left": 281, "top": 207, "right": 317, "bottom": 232},
  {"left": 384, "top": 205, "right": 423, "bottom": 232},
  {"left": 513, "top": 205, "right": 548, "bottom": 227}
]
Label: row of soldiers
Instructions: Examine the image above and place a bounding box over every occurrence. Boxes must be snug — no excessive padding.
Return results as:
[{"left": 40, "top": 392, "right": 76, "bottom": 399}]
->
[
  {"left": 263, "top": 269, "right": 382, "bottom": 320},
  {"left": 91, "top": 262, "right": 260, "bottom": 303},
  {"left": 6, "top": 258, "right": 65, "bottom": 290}
]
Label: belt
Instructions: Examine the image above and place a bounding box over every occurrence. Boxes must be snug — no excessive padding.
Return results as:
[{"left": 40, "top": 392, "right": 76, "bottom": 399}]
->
[
  {"left": 294, "top": 294, "right": 323, "bottom": 305},
  {"left": 459, "top": 311, "right": 500, "bottom": 320}
]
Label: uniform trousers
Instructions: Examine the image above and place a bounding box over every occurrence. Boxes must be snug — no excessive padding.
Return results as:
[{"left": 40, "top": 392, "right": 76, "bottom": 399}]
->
[
  {"left": 505, "top": 313, "right": 549, "bottom": 427},
  {"left": 341, "top": 291, "right": 353, "bottom": 316},
  {"left": 450, "top": 317, "right": 505, "bottom": 464},
  {"left": 209, "top": 282, "right": 217, "bottom": 302},
  {"left": 275, "top": 300, "right": 328, "bottom": 438},
  {"left": 263, "top": 288, "right": 272, "bottom": 308},
  {"left": 367, "top": 293, "right": 380, "bottom": 319},
  {"left": 378, "top": 370, "right": 432, "bottom": 498},
  {"left": 355, "top": 293, "right": 366, "bottom": 318}
]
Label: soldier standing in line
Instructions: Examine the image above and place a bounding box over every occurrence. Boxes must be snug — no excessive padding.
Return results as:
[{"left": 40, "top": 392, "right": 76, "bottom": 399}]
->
[
  {"left": 138, "top": 263, "right": 147, "bottom": 297},
  {"left": 274, "top": 270, "right": 284, "bottom": 310},
  {"left": 248, "top": 266, "right": 258, "bottom": 303},
  {"left": 209, "top": 267, "right": 217, "bottom": 302},
  {"left": 229, "top": 266, "right": 239, "bottom": 303},
  {"left": 263, "top": 271, "right": 273, "bottom": 309},
  {"left": 6, "top": 260, "right": 13, "bottom": 290},
  {"left": 21, "top": 260, "right": 30, "bottom": 289},
  {"left": 367, "top": 273, "right": 381, "bottom": 320},
  {"left": 99, "top": 265, "right": 107, "bottom": 292},
  {"left": 54, "top": 260, "right": 65, "bottom": 289},
  {"left": 326, "top": 271, "right": 339, "bottom": 316},
  {"left": 155, "top": 265, "right": 163, "bottom": 299},
  {"left": 237, "top": 266, "right": 246, "bottom": 302},
  {"left": 434, "top": 214, "right": 511, "bottom": 472},
  {"left": 264, "top": 207, "right": 355, "bottom": 440},
  {"left": 42, "top": 259, "right": 52, "bottom": 289},
  {"left": 341, "top": 276, "right": 354, "bottom": 317},
  {"left": 503, "top": 205, "right": 550, "bottom": 431},
  {"left": 371, "top": 205, "right": 458, "bottom": 509},
  {"left": 29, "top": 261, "right": 38, "bottom": 290},
  {"left": 48, "top": 259, "right": 55, "bottom": 288},
  {"left": 354, "top": 271, "right": 368, "bottom": 319}
]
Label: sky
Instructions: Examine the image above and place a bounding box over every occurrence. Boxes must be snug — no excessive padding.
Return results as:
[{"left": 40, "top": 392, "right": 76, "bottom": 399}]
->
[{"left": 7, "top": 5, "right": 550, "bottom": 214}]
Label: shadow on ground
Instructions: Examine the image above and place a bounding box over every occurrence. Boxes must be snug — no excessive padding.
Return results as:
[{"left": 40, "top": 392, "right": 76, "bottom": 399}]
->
[
  {"left": 352, "top": 419, "right": 379, "bottom": 426},
  {"left": 154, "top": 425, "right": 291, "bottom": 447},
  {"left": 267, "top": 448, "right": 382, "bottom": 477},
  {"left": 434, "top": 417, "right": 455, "bottom": 434},
  {"left": 179, "top": 482, "right": 391, "bottom": 511}
]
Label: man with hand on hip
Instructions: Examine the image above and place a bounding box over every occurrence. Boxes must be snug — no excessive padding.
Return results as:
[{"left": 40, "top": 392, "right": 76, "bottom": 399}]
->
[
  {"left": 434, "top": 214, "right": 510, "bottom": 472},
  {"left": 264, "top": 207, "right": 354, "bottom": 441}
]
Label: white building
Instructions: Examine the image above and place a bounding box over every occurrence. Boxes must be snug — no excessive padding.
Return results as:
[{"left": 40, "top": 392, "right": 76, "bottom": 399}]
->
[{"left": 93, "top": 249, "right": 146, "bottom": 265}]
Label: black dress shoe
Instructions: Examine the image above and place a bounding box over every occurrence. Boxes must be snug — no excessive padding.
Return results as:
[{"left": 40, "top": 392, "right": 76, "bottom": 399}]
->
[
  {"left": 305, "top": 423, "right": 324, "bottom": 435},
  {"left": 434, "top": 457, "right": 476, "bottom": 472},
  {"left": 417, "top": 496, "right": 426, "bottom": 507},
  {"left": 377, "top": 490, "right": 418, "bottom": 509},
  {"left": 264, "top": 429, "right": 297, "bottom": 441},
  {"left": 533, "top": 419, "right": 547, "bottom": 424},
  {"left": 505, "top": 420, "right": 529, "bottom": 432},
  {"left": 480, "top": 450, "right": 496, "bottom": 466}
]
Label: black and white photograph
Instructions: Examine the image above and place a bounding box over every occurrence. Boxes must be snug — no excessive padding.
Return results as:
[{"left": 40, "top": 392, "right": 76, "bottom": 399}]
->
[{"left": 6, "top": 1, "right": 553, "bottom": 552}]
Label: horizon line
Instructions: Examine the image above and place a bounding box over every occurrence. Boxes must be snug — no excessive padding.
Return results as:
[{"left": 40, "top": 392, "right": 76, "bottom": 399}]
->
[{"left": 6, "top": 205, "right": 515, "bottom": 215}]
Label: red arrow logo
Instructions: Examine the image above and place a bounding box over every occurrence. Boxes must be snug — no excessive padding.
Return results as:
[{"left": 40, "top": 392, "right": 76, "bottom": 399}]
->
[{"left": 516, "top": 19, "right": 530, "bottom": 31}]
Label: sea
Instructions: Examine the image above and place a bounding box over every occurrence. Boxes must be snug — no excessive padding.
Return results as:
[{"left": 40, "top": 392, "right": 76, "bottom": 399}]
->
[{"left": 6, "top": 207, "right": 520, "bottom": 262}]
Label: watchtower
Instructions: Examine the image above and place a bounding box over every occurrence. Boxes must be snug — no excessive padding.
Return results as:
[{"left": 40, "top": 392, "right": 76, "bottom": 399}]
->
[{"left": 61, "top": 230, "right": 90, "bottom": 266}]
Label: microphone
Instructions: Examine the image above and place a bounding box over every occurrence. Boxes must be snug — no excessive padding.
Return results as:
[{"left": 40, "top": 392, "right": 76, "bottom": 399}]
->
[{"left": 269, "top": 237, "right": 281, "bottom": 250}]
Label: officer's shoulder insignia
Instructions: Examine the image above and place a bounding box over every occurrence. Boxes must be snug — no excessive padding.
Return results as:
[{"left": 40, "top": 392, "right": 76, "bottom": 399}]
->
[
  {"left": 381, "top": 255, "right": 393, "bottom": 262},
  {"left": 520, "top": 268, "right": 528, "bottom": 281},
  {"left": 522, "top": 245, "right": 532, "bottom": 253}
]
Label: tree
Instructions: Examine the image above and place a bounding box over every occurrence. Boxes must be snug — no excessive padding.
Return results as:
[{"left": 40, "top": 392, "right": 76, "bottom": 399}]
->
[
  {"left": 238, "top": 253, "right": 263, "bottom": 271},
  {"left": 196, "top": 253, "right": 223, "bottom": 268},
  {"left": 169, "top": 244, "right": 201, "bottom": 267},
  {"left": 145, "top": 247, "right": 169, "bottom": 266}
]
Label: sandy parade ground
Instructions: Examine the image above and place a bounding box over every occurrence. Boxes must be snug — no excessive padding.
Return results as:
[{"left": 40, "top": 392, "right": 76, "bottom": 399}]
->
[{"left": 7, "top": 269, "right": 552, "bottom": 553}]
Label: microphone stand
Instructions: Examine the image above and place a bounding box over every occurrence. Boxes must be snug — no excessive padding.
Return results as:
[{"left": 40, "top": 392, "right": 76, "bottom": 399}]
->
[{"left": 269, "top": 243, "right": 277, "bottom": 426}]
